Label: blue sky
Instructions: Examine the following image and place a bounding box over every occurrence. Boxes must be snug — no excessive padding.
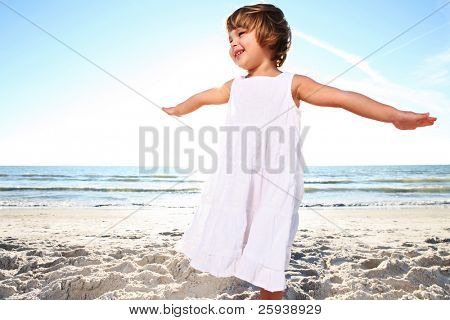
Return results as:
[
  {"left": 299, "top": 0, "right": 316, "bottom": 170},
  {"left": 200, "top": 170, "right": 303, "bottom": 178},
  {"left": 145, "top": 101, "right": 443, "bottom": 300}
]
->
[{"left": 0, "top": 0, "right": 449, "bottom": 166}]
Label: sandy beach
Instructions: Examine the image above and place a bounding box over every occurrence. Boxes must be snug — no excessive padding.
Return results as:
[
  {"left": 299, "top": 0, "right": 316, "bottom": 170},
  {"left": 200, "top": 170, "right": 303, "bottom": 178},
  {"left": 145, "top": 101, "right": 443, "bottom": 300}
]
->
[{"left": 0, "top": 206, "right": 448, "bottom": 300}]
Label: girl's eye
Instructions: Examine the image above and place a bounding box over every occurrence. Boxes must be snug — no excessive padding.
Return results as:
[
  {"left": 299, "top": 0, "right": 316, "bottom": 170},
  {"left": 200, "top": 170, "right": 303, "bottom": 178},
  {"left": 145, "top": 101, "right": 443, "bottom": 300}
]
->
[{"left": 229, "top": 30, "right": 245, "bottom": 43}]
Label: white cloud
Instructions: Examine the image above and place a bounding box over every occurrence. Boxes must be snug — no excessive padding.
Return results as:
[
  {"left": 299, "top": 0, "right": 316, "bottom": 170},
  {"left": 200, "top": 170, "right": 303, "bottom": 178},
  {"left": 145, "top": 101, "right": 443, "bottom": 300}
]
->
[
  {"left": 374, "top": 21, "right": 450, "bottom": 61},
  {"left": 411, "top": 47, "right": 450, "bottom": 85},
  {"left": 291, "top": 28, "right": 387, "bottom": 83}
]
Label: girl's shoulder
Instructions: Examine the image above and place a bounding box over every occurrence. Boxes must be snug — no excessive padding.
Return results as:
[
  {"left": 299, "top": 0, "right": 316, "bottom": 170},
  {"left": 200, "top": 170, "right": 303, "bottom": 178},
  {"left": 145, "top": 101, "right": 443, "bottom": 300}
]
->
[
  {"left": 215, "top": 78, "right": 235, "bottom": 104},
  {"left": 290, "top": 73, "right": 307, "bottom": 109},
  {"left": 291, "top": 72, "right": 304, "bottom": 89},
  {"left": 291, "top": 72, "right": 317, "bottom": 91}
]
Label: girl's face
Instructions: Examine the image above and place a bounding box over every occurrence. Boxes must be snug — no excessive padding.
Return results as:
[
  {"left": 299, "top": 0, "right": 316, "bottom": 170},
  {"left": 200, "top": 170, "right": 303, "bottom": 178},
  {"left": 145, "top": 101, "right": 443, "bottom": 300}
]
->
[{"left": 228, "top": 27, "right": 274, "bottom": 70}]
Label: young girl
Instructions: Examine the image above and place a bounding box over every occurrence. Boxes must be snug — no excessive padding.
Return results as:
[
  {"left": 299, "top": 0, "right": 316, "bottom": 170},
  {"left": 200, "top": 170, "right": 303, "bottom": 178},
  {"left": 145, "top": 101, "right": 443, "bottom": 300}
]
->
[{"left": 163, "top": 3, "right": 437, "bottom": 300}]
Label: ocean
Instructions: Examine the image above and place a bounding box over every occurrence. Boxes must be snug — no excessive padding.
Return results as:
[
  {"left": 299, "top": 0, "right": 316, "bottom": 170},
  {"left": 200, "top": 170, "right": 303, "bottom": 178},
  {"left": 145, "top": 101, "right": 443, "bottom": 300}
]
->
[{"left": 0, "top": 165, "right": 449, "bottom": 209}]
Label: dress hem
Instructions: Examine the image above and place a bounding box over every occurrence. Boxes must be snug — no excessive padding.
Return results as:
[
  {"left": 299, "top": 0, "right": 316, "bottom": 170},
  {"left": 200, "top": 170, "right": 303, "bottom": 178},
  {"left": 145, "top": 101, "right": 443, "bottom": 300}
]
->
[{"left": 175, "top": 238, "right": 288, "bottom": 292}]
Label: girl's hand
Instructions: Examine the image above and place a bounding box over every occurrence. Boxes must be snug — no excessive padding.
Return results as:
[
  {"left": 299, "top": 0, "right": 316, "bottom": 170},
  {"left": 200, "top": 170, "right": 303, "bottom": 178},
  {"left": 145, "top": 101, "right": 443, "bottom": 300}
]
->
[
  {"left": 161, "top": 106, "right": 179, "bottom": 117},
  {"left": 392, "top": 111, "right": 437, "bottom": 130}
]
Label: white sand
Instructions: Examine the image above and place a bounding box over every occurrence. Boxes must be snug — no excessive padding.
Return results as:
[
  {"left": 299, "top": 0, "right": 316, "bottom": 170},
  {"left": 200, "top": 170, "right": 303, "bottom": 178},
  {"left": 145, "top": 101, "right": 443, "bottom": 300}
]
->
[{"left": 0, "top": 206, "right": 448, "bottom": 300}]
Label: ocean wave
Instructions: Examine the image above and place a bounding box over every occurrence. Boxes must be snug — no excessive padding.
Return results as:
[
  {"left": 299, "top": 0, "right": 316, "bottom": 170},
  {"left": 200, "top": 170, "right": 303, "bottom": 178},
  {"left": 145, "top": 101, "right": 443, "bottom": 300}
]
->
[
  {"left": 370, "top": 177, "right": 450, "bottom": 183},
  {"left": 305, "top": 179, "right": 353, "bottom": 184},
  {"left": 304, "top": 186, "right": 450, "bottom": 193},
  {"left": 300, "top": 200, "right": 450, "bottom": 208},
  {"left": 150, "top": 174, "right": 179, "bottom": 178},
  {"left": 105, "top": 178, "right": 142, "bottom": 182},
  {"left": 0, "top": 174, "right": 197, "bottom": 182},
  {"left": 305, "top": 177, "right": 450, "bottom": 184},
  {"left": 82, "top": 174, "right": 181, "bottom": 179},
  {"left": 1, "top": 200, "right": 449, "bottom": 208},
  {"left": 4, "top": 174, "right": 186, "bottom": 179},
  {"left": 18, "top": 174, "right": 70, "bottom": 178},
  {"left": 1, "top": 185, "right": 448, "bottom": 194},
  {"left": 0, "top": 186, "right": 200, "bottom": 193}
]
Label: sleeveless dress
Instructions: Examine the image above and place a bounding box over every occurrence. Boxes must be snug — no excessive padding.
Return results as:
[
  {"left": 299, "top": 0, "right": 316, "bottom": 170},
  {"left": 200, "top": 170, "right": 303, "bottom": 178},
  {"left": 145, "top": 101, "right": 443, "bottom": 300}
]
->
[{"left": 174, "top": 71, "right": 304, "bottom": 292}]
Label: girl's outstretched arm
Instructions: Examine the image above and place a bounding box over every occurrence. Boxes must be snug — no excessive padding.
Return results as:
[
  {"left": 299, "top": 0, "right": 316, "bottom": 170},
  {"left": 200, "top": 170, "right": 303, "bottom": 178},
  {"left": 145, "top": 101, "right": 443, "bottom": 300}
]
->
[
  {"left": 162, "top": 79, "right": 233, "bottom": 117},
  {"left": 294, "top": 75, "right": 437, "bottom": 130}
]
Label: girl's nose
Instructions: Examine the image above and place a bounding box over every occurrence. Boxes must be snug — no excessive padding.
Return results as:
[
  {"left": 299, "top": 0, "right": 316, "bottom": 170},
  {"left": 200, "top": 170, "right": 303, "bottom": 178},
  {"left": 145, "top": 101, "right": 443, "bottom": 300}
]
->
[{"left": 230, "top": 37, "right": 238, "bottom": 45}]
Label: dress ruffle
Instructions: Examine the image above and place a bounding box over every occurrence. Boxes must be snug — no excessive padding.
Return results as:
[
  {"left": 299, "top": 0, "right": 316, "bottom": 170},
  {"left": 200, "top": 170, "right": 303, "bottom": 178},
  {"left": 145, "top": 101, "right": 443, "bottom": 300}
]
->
[{"left": 175, "top": 238, "right": 288, "bottom": 292}]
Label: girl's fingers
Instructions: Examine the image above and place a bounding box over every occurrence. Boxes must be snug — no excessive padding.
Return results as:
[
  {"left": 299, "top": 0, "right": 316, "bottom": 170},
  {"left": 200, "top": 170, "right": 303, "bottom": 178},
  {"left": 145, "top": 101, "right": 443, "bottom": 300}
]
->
[
  {"left": 162, "top": 107, "right": 175, "bottom": 115},
  {"left": 418, "top": 117, "right": 435, "bottom": 123}
]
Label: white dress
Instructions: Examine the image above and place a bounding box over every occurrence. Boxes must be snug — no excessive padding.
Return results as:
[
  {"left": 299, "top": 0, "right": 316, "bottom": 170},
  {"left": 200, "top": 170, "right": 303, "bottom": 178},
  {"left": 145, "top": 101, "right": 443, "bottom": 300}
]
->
[{"left": 174, "top": 71, "right": 305, "bottom": 292}]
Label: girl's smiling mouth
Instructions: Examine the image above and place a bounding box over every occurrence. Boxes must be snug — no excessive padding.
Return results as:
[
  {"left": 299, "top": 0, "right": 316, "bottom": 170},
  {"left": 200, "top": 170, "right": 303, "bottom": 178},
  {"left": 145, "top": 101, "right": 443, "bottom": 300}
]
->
[{"left": 234, "top": 49, "right": 245, "bottom": 58}]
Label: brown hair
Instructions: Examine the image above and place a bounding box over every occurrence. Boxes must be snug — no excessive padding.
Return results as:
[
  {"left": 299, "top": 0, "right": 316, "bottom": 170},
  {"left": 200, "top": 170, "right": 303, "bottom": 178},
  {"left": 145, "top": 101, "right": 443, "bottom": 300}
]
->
[{"left": 226, "top": 3, "right": 291, "bottom": 67}]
